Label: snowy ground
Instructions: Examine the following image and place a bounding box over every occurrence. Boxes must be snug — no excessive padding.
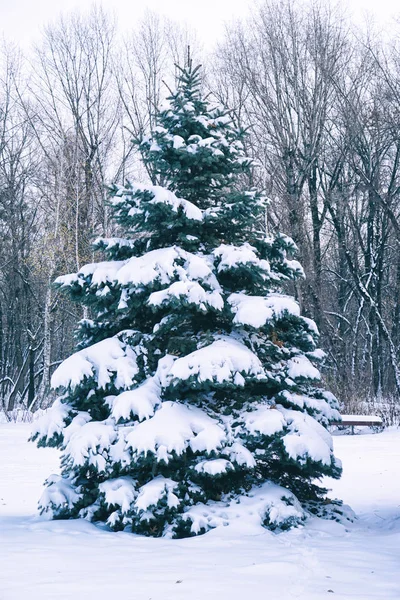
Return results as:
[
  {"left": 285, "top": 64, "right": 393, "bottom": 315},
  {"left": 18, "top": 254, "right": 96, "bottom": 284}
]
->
[{"left": 0, "top": 425, "right": 399, "bottom": 600}]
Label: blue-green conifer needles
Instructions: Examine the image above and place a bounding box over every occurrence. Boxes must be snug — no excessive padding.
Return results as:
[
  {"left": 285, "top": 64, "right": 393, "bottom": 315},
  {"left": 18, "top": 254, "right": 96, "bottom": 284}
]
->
[{"left": 32, "top": 62, "right": 341, "bottom": 538}]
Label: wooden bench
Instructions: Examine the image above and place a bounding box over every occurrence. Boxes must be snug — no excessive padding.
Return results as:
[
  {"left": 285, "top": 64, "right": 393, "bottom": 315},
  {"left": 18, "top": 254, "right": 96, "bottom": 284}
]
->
[{"left": 330, "top": 414, "right": 384, "bottom": 434}]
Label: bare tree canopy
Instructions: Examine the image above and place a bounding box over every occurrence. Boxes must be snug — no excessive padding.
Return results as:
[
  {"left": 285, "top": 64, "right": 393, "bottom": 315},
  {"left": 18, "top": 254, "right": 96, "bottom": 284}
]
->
[{"left": 1, "top": 0, "right": 400, "bottom": 422}]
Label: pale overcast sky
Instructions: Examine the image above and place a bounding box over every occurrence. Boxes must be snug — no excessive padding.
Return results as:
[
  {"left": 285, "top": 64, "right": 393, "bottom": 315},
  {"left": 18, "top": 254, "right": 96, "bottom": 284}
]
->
[{"left": 0, "top": 0, "right": 399, "bottom": 50}]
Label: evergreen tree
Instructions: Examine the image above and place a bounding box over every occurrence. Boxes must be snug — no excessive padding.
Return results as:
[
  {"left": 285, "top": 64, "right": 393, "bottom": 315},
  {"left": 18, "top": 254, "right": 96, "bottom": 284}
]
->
[{"left": 32, "top": 62, "right": 342, "bottom": 538}]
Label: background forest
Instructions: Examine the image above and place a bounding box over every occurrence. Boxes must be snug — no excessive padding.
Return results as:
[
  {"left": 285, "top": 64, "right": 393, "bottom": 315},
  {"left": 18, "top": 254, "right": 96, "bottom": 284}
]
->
[{"left": 1, "top": 0, "right": 400, "bottom": 421}]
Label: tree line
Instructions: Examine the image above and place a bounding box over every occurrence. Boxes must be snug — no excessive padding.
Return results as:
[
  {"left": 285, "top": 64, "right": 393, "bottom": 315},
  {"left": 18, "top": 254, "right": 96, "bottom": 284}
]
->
[{"left": 1, "top": 0, "right": 400, "bottom": 417}]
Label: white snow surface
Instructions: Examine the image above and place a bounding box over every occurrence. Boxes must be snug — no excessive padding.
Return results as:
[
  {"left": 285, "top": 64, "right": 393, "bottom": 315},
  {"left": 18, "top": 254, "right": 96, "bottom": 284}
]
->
[
  {"left": 284, "top": 258, "right": 305, "bottom": 277},
  {"left": 287, "top": 355, "right": 321, "bottom": 381},
  {"left": 93, "top": 237, "right": 137, "bottom": 252},
  {"left": 117, "top": 247, "right": 213, "bottom": 288},
  {"left": 56, "top": 246, "right": 220, "bottom": 300},
  {"left": 194, "top": 458, "right": 233, "bottom": 475},
  {"left": 112, "top": 182, "right": 203, "bottom": 221},
  {"left": 99, "top": 476, "right": 137, "bottom": 514},
  {"left": 62, "top": 420, "right": 117, "bottom": 471},
  {"left": 148, "top": 280, "right": 223, "bottom": 312},
  {"left": 280, "top": 390, "right": 341, "bottom": 423},
  {"left": 38, "top": 474, "right": 82, "bottom": 514},
  {"left": 125, "top": 401, "right": 227, "bottom": 462},
  {"left": 30, "top": 398, "right": 71, "bottom": 444},
  {"left": 213, "top": 243, "right": 270, "bottom": 276},
  {"left": 51, "top": 333, "right": 140, "bottom": 391},
  {"left": 280, "top": 408, "right": 333, "bottom": 466},
  {"left": 182, "top": 481, "right": 304, "bottom": 535},
  {"left": 165, "top": 337, "right": 265, "bottom": 386},
  {"left": 340, "top": 414, "right": 383, "bottom": 424},
  {"left": 1, "top": 423, "right": 400, "bottom": 599},
  {"left": 242, "top": 405, "right": 334, "bottom": 465},
  {"left": 109, "top": 377, "right": 161, "bottom": 422},
  {"left": 135, "top": 476, "right": 180, "bottom": 512},
  {"left": 228, "top": 292, "right": 300, "bottom": 328},
  {"left": 244, "top": 405, "right": 286, "bottom": 436}
]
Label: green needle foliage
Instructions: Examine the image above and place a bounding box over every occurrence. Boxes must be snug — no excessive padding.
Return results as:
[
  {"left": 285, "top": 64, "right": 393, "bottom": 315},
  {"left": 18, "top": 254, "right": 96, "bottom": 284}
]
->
[{"left": 32, "top": 60, "right": 341, "bottom": 538}]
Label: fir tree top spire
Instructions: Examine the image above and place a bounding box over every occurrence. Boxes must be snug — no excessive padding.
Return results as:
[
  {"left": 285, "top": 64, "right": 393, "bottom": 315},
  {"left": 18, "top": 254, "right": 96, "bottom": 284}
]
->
[
  {"left": 103, "top": 62, "right": 266, "bottom": 259},
  {"left": 174, "top": 47, "right": 202, "bottom": 102},
  {"left": 140, "top": 61, "right": 254, "bottom": 213}
]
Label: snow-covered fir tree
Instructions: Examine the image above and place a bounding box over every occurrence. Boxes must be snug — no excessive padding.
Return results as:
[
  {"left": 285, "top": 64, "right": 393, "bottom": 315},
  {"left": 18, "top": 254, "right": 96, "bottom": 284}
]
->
[{"left": 32, "top": 62, "right": 342, "bottom": 537}]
